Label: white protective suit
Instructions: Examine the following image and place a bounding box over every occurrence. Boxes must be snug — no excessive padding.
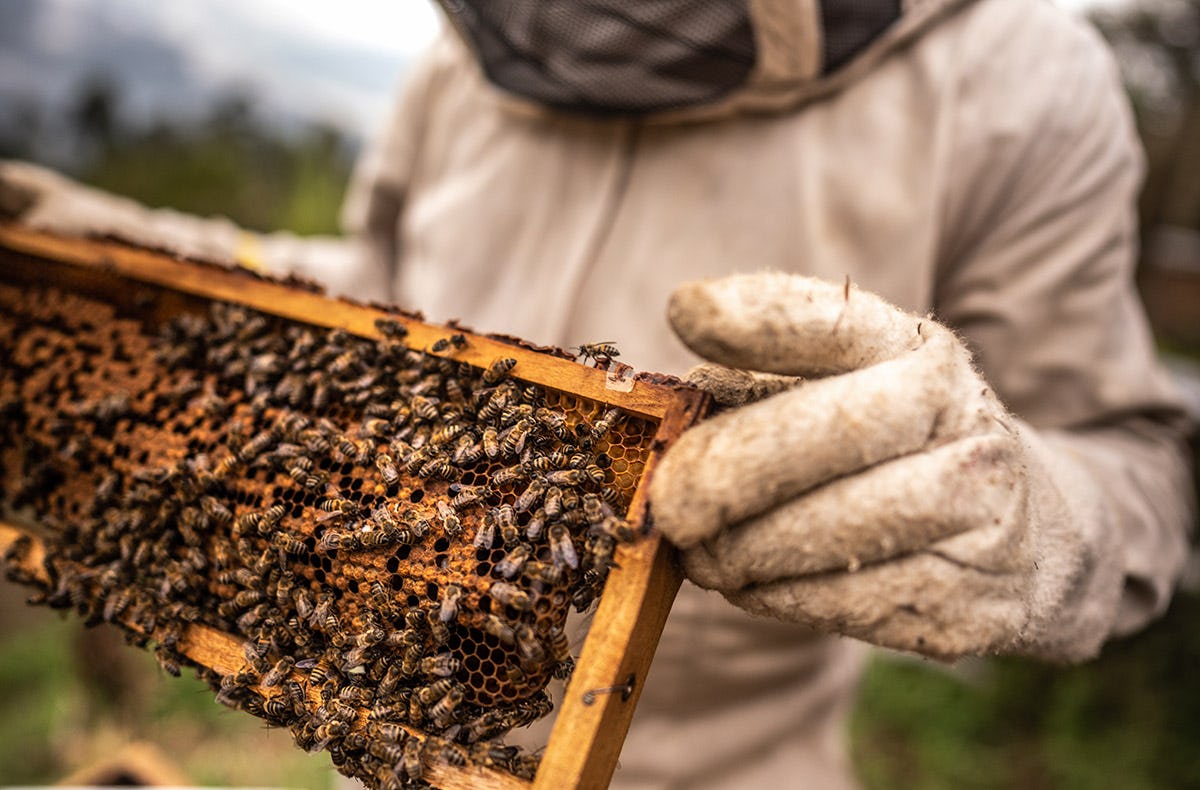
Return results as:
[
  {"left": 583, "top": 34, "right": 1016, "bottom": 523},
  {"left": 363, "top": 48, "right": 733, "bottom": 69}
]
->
[
  {"left": 0, "top": 1, "right": 1193, "bottom": 787},
  {"left": 334, "top": 1, "right": 1194, "bottom": 786}
]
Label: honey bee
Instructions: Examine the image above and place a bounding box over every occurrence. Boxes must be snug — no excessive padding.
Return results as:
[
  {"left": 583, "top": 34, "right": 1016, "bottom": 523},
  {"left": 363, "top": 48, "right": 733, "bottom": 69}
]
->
[
  {"left": 491, "top": 463, "right": 528, "bottom": 486},
  {"left": 576, "top": 341, "right": 620, "bottom": 365},
  {"left": 402, "top": 737, "right": 424, "bottom": 782},
  {"left": 449, "top": 482, "right": 487, "bottom": 511},
  {"left": 95, "top": 470, "right": 120, "bottom": 506},
  {"left": 543, "top": 485, "right": 564, "bottom": 518},
  {"left": 375, "top": 453, "right": 400, "bottom": 487},
  {"left": 489, "top": 581, "right": 531, "bottom": 612},
  {"left": 200, "top": 496, "right": 233, "bottom": 526},
  {"left": 514, "top": 479, "right": 545, "bottom": 513},
  {"left": 320, "top": 496, "right": 357, "bottom": 515},
  {"left": 473, "top": 512, "right": 496, "bottom": 550},
  {"left": 483, "top": 357, "right": 517, "bottom": 384},
  {"left": 363, "top": 524, "right": 413, "bottom": 549},
  {"left": 419, "top": 652, "right": 460, "bottom": 678},
  {"left": 300, "top": 428, "right": 331, "bottom": 454},
  {"left": 547, "top": 624, "right": 571, "bottom": 665},
  {"left": 403, "top": 444, "right": 433, "bottom": 472},
  {"left": 261, "top": 656, "right": 295, "bottom": 687},
  {"left": 272, "top": 533, "right": 306, "bottom": 555},
  {"left": 356, "top": 623, "right": 388, "bottom": 648},
  {"left": 263, "top": 695, "right": 298, "bottom": 723},
  {"left": 418, "top": 456, "right": 453, "bottom": 480},
  {"left": 499, "top": 403, "right": 534, "bottom": 427},
  {"left": 416, "top": 678, "right": 457, "bottom": 706},
  {"left": 428, "top": 687, "right": 464, "bottom": 728},
  {"left": 287, "top": 456, "right": 313, "bottom": 485},
  {"left": 430, "top": 422, "right": 466, "bottom": 447},
  {"left": 374, "top": 317, "right": 409, "bottom": 338},
  {"left": 369, "top": 701, "right": 410, "bottom": 723},
  {"left": 483, "top": 614, "right": 516, "bottom": 645},
  {"left": 319, "top": 529, "right": 362, "bottom": 553},
  {"left": 462, "top": 711, "right": 507, "bottom": 744},
  {"left": 545, "top": 468, "right": 584, "bottom": 486},
  {"left": 311, "top": 378, "right": 331, "bottom": 410},
  {"left": 335, "top": 434, "right": 358, "bottom": 459},
  {"left": 235, "top": 511, "right": 263, "bottom": 536},
  {"left": 313, "top": 720, "right": 348, "bottom": 747},
  {"left": 411, "top": 395, "right": 440, "bottom": 421},
  {"left": 451, "top": 433, "right": 483, "bottom": 465},
  {"left": 438, "top": 584, "right": 462, "bottom": 623},
  {"left": 430, "top": 333, "right": 467, "bottom": 353},
  {"left": 436, "top": 501, "right": 462, "bottom": 537},
  {"left": 591, "top": 407, "right": 621, "bottom": 439},
  {"left": 103, "top": 587, "right": 133, "bottom": 623},
  {"left": 581, "top": 493, "right": 607, "bottom": 524},
  {"left": 593, "top": 515, "right": 636, "bottom": 542},
  {"left": 534, "top": 407, "right": 569, "bottom": 439},
  {"left": 426, "top": 609, "right": 451, "bottom": 646},
  {"left": 481, "top": 426, "right": 501, "bottom": 459},
  {"left": 500, "top": 419, "right": 532, "bottom": 458},
  {"left": 436, "top": 739, "right": 469, "bottom": 767},
  {"left": 155, "top": 649, "right": 181, "bottom": 677},
  {"left": 525, "top": 508, "right": 548, "bottom": 541},
  {"left": 329, "top": 350, "right": 359, "bottom": 377},
  {"left": 242, "top": 641, "right": 270, "bottom": 672},
  {"left": 525, "top": 449, "right": 567, "bottom": 472},
  {"left": 234, "top": 589, "right": 264, "bottom": 608},
  {"left": 211, "top": 449, "right": 241, "bottom": 480},
  {"left": 523, "top": 559, "right": 564, "bottom": 583},
  {"left": 363, "top": 417, "right": 392, "bottom": 439},
  {"left": 477, "top": 386, "right": 510, "bottom": 421},
  {"left": 549, "top": 524, "right": 579, "bottom": 570},
  {"left": 239, "top": 429, "right": 275, "bottom": 462},
  {"left": 495, "top": 544, "right": 530, "bottom": 579},
  {"left": 473, "top": 742, "right": 520, "bottom": 770},
  {"left": 515, "top": 624, "right": 548, "bottom": 667},
  {"left": 261, "top": 504, "right": 287, "bottom": 529}
]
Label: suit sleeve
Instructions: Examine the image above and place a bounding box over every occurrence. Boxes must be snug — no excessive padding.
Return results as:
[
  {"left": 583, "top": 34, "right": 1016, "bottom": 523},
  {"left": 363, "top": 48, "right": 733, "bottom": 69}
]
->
[{"left": 932, "top": 2, "right": 1195, "bottom": 651}]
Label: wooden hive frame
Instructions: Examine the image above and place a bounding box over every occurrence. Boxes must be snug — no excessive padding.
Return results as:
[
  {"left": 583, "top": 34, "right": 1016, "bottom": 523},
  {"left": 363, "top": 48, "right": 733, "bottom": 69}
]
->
[{"left": 0, "top": 224, "right": 709, "bottom": 790}]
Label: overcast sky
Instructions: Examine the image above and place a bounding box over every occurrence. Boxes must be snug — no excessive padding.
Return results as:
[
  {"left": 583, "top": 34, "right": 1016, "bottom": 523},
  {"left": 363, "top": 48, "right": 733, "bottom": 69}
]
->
[{"left": 250, "top": 1, "right": 1113, "bottom": 58}]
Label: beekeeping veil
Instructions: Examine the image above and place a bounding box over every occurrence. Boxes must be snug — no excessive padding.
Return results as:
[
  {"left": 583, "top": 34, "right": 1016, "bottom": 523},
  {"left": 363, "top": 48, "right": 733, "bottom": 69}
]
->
[{"left": 434, "top": 0, "right": 972, "bottom": 120}]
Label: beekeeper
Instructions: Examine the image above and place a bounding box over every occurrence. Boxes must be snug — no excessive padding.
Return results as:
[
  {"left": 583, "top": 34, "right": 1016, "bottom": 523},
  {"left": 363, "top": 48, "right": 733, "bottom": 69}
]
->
[
  {"left": 0, "top": 1, "right": 1193, "bottom": 787},
  {"left": 334, "top": 1, "right": 1195, "bottom": 787}
]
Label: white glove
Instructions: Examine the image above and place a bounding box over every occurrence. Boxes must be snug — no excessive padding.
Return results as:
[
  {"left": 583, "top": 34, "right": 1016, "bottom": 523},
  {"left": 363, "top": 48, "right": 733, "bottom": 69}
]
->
[
  {"left": 649, "top": 273, "right": 1124, "bottom": 661},
  {"left": 0, "top": 160, "right": 357, "bottom": 290}
]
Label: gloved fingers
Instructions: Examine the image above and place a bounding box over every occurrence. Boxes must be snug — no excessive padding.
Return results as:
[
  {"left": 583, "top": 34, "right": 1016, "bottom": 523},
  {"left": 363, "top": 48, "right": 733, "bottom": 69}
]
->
[
  {"left": 0, "top": 161, "right": 44, "bottom": 219},
  {"left": 668, "top": 272, "right": 935, "bottom": 377},
  {"left": 679, "top": 433, "right": 1025, "bottom": 589},
  {"left": 723, "top": 549, "right": 1033, "bottom": 659},
  {"left": 650, "top": 328, "right": 986, "bottom": 548},
  {"left": 684, "top": 363, "right": 804, "bottom": 407}
]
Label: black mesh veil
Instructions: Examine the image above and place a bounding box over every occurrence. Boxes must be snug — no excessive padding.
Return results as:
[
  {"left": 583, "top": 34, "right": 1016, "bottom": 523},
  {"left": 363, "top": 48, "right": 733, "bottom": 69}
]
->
[
  {"left": 819, "top": 0, "right": 902, "bottom": 73},
  {"left": 438, "top": 0, "right": 757, "bottom": 116}
]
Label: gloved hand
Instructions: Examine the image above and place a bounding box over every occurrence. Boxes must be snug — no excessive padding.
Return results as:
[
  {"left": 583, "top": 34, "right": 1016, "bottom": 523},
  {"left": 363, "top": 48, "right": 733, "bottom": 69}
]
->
[
  {"left": 0, "top": 160, "right": 252, "bottom": 265},
  {"left": 0, "top": 160, "right": 356, "bottom": 287},
  {"left": 649, "top": 273, "right": 1123, "bottom": 661}
]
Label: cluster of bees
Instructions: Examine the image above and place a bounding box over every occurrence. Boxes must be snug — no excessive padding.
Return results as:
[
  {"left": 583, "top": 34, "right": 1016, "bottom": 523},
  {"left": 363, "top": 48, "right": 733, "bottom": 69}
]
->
[{"left": 0, "top": 282, "right": 654, "bottom": 788}]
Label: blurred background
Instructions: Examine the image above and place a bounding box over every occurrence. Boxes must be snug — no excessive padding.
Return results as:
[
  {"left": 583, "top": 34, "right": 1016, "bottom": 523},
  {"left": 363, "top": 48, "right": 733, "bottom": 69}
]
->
[{"left": 0, "top": 0, "right": 1197, "bottom": 787}]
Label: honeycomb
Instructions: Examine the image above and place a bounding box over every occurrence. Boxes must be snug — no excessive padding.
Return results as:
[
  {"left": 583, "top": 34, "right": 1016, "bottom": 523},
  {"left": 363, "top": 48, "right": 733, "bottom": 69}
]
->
[{"left": 0, "top": 279, "right": 659, "bottom": 788}]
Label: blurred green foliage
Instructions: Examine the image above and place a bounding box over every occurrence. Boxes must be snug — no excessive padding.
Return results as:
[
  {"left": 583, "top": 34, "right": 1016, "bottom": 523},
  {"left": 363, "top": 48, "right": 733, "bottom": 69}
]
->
[
  {"left": 852, "top": 591, "right": 1200, "bottom": 789},
  {"left": 9, "top": 77, "right": 355, "bottom": 236},
  {"left": 0, "top": 611, "right": 334, "bottom": 787}
]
